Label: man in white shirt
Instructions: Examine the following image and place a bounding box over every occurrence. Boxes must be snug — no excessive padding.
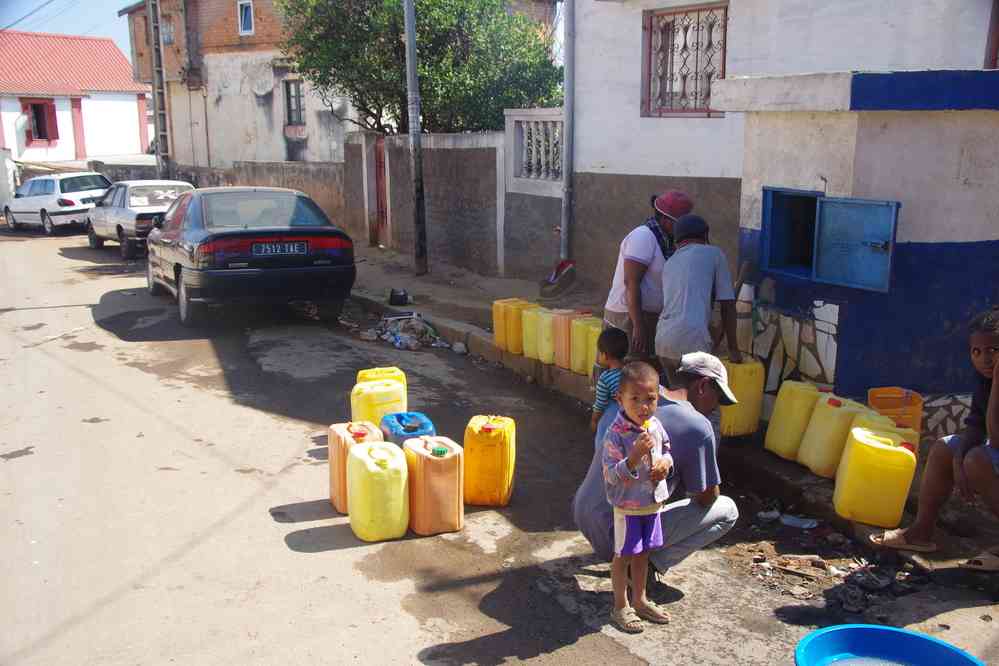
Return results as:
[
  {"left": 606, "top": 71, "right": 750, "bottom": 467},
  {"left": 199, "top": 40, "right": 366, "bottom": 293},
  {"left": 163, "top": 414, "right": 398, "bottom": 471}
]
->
[
  {"left": 655, "top": 214, "right": 742, "bottom": 384},
  {"left": 603, "top": 190, "right": 693, "bottom": 361}
]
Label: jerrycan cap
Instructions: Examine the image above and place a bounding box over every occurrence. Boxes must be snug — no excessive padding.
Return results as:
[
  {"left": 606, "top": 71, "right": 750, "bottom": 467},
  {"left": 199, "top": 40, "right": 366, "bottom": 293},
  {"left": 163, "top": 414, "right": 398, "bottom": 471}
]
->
[
  {"left": 347, "top": 424, "right": 366, "bottom": 440},
  {"left": 827, "top": 398, "right": 843, "bottom": 408},
  {"left": 431, "top": 446, "right": 449, "bottom": 458},
  {"left": 482, "top": 421, "right": 498, "bottom": 433},
  {"left": 900, "top": 441, "right": 916, "bottom": 454},
  {"left": 368, "top": 447, "right": 392, "bottom": 468}
]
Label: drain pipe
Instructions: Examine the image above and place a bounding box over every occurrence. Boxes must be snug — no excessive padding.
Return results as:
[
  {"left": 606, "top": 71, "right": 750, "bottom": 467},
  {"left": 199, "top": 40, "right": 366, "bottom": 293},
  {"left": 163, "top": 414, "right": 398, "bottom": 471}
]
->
[{"left": 559, "top": 0, "right": 575, "bottom": 262}]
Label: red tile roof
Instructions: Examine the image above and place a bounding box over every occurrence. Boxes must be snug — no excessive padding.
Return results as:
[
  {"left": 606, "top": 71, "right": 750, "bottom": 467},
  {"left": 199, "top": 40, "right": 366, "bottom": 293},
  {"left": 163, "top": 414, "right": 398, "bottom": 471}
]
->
[{"left": 0, "top": 30, "right": 148, "bottom": 97}]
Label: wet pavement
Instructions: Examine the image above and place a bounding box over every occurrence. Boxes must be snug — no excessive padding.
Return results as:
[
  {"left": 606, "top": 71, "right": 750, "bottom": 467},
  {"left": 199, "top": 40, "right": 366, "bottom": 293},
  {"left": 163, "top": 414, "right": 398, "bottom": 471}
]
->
[{"left": 1, "top": 228, "right": 996, "bottom": 665}]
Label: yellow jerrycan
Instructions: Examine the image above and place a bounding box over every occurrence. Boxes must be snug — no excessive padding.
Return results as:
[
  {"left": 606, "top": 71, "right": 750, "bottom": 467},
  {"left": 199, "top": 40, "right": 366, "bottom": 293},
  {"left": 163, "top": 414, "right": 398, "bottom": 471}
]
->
[
  {"left": 506, "top": 302, "right": 538, "bottom": 356},
  {"left": 347, "top": 441, "right": 409, "bottom": 542},
  {"left": 492, "top": 298, "right": 524, "bottom": 351},
  {"left": 357, "top": 366, "right": 407, "bottom": 392},
  {"left": 351, "top": 379, "right": 407, "bottom": 425},
  {"left": 328, "top": 421, "right": 383, "bottom": 514},
  {"left": 719, "top": 358, "right": 765, "bottom": 436},
  {"left": 571, "top": 317, "right": 603, "bottom": 376},
  {"left": 536, "top": 308, "right": 556, "bottom": 365},
  {"left": 522, "top": 306, "right": 542, "bottom": 360},
  {"left": 797, "top": 395, "right": 869, "bottom": 478},
  {"left": 834, "top": 427, "right": 917, "bottom": 528},
  {"left": 764, "top": 380, "right": 820, "bottom": 460},
  {"left": 851, "top": 413, "right": 921, "bottom": 456},
  {"left": 586, "top": 320, "right": 603, "bottom": 380},
  {"left": 464, "top": 415, "right": 516, "bottom": 506},
  {"left": 404, "top": 436, "right": 464, "bottom": 536}
]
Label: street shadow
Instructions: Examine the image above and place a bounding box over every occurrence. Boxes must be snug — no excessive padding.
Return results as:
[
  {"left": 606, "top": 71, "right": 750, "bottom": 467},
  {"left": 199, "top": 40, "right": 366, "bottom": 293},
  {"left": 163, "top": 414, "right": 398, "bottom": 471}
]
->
[
  {"left": 59, "top": 246, "right": 144, "bottom": 278},
  {"left": 283, "top": 521, "right": 424, "bottom": 553},
  {"left": 269, "top": 499, "right": 336, "bottom": 524},
  {"left": 414, "top": 553, "right": 683, "bottom": 665}
]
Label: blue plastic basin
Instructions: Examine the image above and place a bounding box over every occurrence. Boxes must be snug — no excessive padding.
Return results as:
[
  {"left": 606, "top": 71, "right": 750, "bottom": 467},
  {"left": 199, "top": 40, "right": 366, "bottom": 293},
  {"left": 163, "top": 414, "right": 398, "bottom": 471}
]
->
[{"left": 795, "top": 624, "right": 984, "bottom": 666}]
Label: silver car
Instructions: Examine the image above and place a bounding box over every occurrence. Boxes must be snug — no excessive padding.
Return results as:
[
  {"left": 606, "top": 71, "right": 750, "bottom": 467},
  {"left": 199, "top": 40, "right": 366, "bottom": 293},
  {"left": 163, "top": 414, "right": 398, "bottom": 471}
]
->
[{"left": 87, "top": 180, "right": 194, "bottom": 259}]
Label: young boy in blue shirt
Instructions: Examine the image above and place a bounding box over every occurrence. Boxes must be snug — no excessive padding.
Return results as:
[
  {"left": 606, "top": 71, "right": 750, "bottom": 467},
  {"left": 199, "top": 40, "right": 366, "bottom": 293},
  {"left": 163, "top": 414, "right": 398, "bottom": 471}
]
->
[
  {"left": 602, "top": 361, "right": 673, "bottom": 633},
  {"left": 591, "top": 327, "right": 629, "bottom": 431}
]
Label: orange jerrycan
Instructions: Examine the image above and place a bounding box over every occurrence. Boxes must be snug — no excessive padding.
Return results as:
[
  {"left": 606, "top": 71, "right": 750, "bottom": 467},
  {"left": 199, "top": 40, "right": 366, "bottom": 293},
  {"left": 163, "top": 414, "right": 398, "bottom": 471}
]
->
[
  {"left": 536, "top": 308, "right": 556, "bottom": 365},
  {"left": 404, "top": 436, "right": 464, "bottom": 536},
  {"left": 553, "top": 310, "right": 586, "bottom": 370},
  {"left": 357, "top": 366, "right": 407, "bottom": 392},
  {"left": 834, "top": 427, "right": 917, "bottom": 528},
  {"left": 797, "top": 394, "right": 868, "bottom": 478},
  {"left": 571, "top": 317, "right": 603, "bottom": 376},
  {"left": 351, "top": 379, "right": 407, "bottom": 424},
  {"left": 492, "top": 298, "right": 524, "bottom": 351},
  {"left": 719, "top": 358, "right": 765, "bottom": 436},
  {"left": 328, "top": 421, "right": 383, "bottom": 514},
  {"left": 464, "top": 415, "right": 516, "bottom": 506},
  {"left": 347, "top": 441, "right": 409, "bottom": 542},
  {"left": 868, "top": 387, "right": 924, "bottom": 434},
  {"left": 764, "top": 380, "right": 820, "bottom": 460}
]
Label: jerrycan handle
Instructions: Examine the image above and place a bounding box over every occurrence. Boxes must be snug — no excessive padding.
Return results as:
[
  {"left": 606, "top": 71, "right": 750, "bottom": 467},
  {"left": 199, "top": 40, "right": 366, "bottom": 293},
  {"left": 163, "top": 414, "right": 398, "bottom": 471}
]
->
[{"left": 368, "top": 446, "right": 391, "bottom": 468}]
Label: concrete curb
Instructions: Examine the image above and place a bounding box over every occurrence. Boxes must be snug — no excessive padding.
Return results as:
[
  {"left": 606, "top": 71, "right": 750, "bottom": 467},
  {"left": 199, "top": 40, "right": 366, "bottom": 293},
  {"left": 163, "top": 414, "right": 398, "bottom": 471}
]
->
[{"left": 350, "top": 289, "right": 853, "bottom": 530}]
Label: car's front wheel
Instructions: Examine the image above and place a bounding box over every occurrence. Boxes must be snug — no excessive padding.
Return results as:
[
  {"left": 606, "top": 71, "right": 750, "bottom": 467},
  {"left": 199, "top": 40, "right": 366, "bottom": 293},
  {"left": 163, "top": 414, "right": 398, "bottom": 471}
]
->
[
  {"left": 146, "top": 257, "right": 164, "bottom": 296},
  {"left": 87, "top": 222, "right": 104, "bottom": 249},
  {"left": 41, "top": 211, "right": 55, "bottom": 236},
  {"left": 177, "top": 270, "right": 204, "bottom": 327},
  {"left": 119, "top": 231, "right": 137, "bottom": 260}
]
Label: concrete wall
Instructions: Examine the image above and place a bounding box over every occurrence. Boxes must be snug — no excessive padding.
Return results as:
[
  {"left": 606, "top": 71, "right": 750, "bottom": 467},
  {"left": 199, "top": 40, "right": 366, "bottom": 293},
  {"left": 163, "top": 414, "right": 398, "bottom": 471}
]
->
[
  {"left": 387, "top": 135, "right": 502, "bottom": 276},
  {"left": 343, "top": 141, "right": 367, "bottom": 243},
  {"left": 81, "top": 93, "right": 143, "bottom": 157},
  {"left": 168, "top": 52, "right": 351, "bottom": 168},
  {"left": 0, "top": 148, "right": 13, "bottom": 210},
  {"left": 503, "top": 192, "right": 561, "bottom": 279},
  {"left": 575, "top": 0, "right": 995, "bottom": 180},
  {"left": 90, "top": 159, "right": 345, "bottom": 230}
]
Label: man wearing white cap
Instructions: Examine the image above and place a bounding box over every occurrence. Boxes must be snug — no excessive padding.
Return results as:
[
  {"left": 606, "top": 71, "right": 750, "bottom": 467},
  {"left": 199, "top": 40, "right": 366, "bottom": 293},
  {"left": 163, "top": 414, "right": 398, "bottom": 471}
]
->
[{"left": 573, "top": 351, "right": 740, "bottom": 577}]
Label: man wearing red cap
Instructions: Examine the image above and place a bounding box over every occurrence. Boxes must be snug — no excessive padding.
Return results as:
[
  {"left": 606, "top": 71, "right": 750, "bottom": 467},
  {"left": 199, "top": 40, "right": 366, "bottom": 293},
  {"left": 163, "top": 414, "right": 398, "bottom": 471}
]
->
[{"left": 603, "top": 190, "right": 694, "bottom": 361}]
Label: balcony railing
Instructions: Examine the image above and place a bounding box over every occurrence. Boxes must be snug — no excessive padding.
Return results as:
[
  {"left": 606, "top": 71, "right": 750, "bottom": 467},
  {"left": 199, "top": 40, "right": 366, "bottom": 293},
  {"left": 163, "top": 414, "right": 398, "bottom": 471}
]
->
[{"left": 504, "top": 107, "right": 564, "bottom": 198}]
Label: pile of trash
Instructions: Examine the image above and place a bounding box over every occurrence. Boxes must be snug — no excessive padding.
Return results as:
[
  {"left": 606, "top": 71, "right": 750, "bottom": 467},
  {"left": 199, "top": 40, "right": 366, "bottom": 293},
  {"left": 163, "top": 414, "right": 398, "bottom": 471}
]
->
[{"left": 360, "top": 313, "right": 451, "bottom": 351}]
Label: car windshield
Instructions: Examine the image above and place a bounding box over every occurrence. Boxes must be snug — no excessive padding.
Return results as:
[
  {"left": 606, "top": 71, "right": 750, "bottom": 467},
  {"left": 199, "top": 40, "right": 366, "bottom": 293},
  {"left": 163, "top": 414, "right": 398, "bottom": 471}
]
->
[
  {"left": 203, "top": 192, "right": 332, "bottom": 228},
  {"left": 60, "top": 175, "right": 111, "bottom": 193},
  {"left": 129, "top": 184, "right": 193, "bottom": 208}
]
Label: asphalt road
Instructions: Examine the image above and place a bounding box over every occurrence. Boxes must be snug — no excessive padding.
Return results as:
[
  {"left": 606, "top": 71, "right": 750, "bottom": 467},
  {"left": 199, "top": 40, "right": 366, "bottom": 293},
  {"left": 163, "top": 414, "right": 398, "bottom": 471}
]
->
[{"left": 2, "top": 229, "right": 824, "bottom": 665}]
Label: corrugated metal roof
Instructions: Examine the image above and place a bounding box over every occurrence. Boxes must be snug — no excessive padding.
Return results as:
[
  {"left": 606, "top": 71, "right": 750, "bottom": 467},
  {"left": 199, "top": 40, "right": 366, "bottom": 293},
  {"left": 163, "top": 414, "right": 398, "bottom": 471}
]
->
[{"left": 0, "top": 30, "right": 148, "bottom": 96}]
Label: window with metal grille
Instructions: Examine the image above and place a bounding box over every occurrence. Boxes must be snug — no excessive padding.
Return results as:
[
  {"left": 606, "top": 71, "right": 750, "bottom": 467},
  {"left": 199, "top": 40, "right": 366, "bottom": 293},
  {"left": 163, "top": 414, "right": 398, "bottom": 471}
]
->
[
  {"left": 641, "top": 3, "right": 727, "bottom": 117},
  {"left": 285, "top": 80, "right": 304, "bottom": 126}
]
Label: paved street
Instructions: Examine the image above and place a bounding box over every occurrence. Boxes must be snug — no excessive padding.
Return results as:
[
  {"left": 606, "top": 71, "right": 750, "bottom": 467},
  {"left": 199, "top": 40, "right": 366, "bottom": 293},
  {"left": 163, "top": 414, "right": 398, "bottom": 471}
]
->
[{"left": 0, "top": 229, "right": 958, "bottom": 665}]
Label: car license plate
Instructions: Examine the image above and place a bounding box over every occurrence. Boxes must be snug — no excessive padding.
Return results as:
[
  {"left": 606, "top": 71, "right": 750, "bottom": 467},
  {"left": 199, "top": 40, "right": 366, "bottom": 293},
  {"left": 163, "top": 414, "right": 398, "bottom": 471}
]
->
[{"left": 252, "top": 241, "right": 307, "bottom": 256}]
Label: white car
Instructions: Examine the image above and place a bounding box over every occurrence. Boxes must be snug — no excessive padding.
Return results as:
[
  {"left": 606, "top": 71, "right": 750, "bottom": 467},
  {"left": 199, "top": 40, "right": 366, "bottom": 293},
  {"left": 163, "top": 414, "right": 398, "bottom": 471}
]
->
[
  {"left": 4, "top": 172, "right": 111, "bottom": 235},
  {"left": 87, "top": 180, "right": 194, "bottom": 259}
]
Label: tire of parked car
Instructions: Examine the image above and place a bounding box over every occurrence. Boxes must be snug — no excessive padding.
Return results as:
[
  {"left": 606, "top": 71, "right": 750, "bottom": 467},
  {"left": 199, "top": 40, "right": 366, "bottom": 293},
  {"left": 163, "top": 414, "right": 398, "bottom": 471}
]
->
[
  {"left": 176, "top": 269, "right": 204, "bottom": 327},
  {"left": 120, "top": 232, "right": 137, "bottom": 260},
  {"left": 41, "top": 211, "right": 55, "bottom": 236},
  {"left": 87, "top": 221, "right": 104, "bottom": 249},
  {"left": 4, "top": 208, "right": 18, "bottom": 231},
  {"left": 146, "top": 258, "right": 164, "bottom": 296}
]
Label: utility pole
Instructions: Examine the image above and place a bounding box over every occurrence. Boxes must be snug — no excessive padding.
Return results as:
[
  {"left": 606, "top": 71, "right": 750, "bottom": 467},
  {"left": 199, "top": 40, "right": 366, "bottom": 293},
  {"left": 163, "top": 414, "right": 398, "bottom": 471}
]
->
[
  {"left": 403, "top": 0, "right": 428, "bottom": 275},
  {"left": 144, "top": 0, "right": 170, "bottom": 178}
]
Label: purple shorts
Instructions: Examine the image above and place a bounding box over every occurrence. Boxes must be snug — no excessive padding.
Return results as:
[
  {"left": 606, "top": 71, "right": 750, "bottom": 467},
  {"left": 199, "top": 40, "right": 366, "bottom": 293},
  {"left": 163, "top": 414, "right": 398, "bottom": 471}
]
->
[
  {"left": 613, "top": 510, "right": 663, "bottom": 557},
  {"left": 943, "top": 434, "right": 999, "bottom": 475}
]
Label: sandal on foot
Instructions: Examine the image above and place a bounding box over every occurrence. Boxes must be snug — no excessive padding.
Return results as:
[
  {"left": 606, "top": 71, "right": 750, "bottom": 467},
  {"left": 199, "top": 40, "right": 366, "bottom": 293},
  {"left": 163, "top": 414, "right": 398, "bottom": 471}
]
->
[
  {"left": 610, "top": 607, "right": 644, "bottom": 634},
  {"left": 868, "top": 528, "right": 937, "bottom": 553},
  {"left": 960, "top": 551, "right": 999, "bottom": 572},
  {"left": 634, "top": 602, "right": 671, "bottom": 624}
]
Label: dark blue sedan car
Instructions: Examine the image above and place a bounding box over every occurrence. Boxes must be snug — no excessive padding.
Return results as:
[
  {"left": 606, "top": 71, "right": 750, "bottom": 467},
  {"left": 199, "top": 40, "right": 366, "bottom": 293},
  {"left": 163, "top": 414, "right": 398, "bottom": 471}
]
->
[{"left": 146, "top": 187, "right": 356, "bottom": 326}]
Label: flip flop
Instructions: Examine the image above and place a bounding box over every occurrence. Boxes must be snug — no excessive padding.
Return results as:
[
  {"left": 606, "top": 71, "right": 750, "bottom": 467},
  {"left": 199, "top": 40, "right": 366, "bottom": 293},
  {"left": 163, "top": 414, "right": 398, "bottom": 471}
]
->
[
  {"left": 868, "top": 528, "right": 938, "bottom": 553},
  {"left": 960, "top": 551, "right": 999, "bottom": 572},
  {"left": 634, "top": 601, "right": 671, "bottom": 625},
  {"left": 610, "top": 607, "right": 644, "bottom": 634}
]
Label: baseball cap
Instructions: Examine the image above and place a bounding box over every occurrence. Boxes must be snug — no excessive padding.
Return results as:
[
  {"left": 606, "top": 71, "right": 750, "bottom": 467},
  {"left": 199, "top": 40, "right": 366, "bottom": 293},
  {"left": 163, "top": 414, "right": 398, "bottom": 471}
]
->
[
  {"left": 653, "top": 190, "right": 693, "bottom": 220},
  {"left": 673, "top": 214, "right": 709, "bottom": 242},
  {"left": 678, "top": 351, "right": 738, "bottom": 405}
]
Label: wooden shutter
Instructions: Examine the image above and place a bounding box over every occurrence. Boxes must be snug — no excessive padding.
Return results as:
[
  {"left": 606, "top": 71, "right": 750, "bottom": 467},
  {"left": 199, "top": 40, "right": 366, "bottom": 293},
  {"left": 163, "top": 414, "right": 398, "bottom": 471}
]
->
[
  {"left": 21, "top": 101, "right": 34, "bottom": 143},
  {"left": 45, "top": 102, "right": 59, "bottom": 141}
]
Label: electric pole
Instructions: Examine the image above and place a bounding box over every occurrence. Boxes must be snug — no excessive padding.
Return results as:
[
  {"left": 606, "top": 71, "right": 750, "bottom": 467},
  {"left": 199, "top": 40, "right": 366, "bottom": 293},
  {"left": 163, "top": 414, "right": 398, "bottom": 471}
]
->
[{"left": 403, "top": 0, "right": 429, "bottom": 275}]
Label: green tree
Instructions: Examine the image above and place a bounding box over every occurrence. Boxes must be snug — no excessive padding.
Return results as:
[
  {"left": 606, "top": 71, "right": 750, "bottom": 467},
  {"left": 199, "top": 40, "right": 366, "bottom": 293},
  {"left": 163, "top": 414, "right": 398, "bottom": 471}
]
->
[{"left": 277, "top": 0, "right": 563, "bottom": 134}]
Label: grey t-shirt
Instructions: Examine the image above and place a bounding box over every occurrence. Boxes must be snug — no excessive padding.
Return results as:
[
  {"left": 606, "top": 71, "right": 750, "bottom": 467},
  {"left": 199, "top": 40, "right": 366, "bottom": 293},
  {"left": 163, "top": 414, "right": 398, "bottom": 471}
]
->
[
  {"left": 572, "top": 397, "right": 720, "bottom": 561},
  {"left": 655, "top": 244, "right": 735, "bottom": 360}
]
